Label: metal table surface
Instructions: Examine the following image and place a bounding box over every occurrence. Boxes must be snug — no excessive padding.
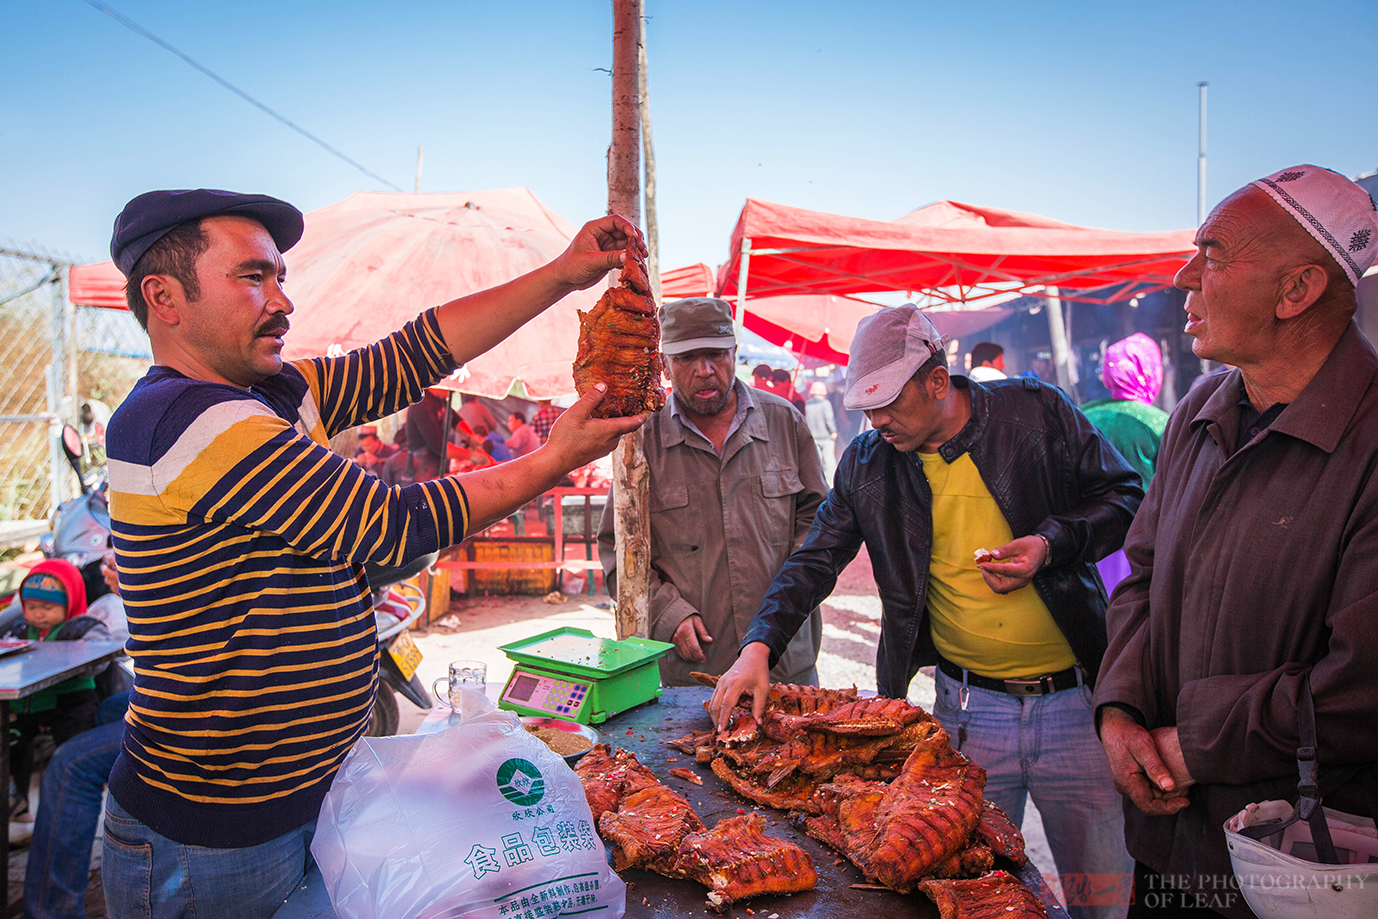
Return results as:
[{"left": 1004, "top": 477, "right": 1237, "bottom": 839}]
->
[
  {"left": 0, "top": 640, "right": 125, "bottom": 906},
  {"left": 277, "top": 687, "right": 1069, "bottom": 918}
]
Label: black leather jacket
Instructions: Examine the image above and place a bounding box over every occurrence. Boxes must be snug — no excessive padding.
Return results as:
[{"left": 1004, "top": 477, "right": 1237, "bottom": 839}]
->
[{"left": 741, "top": 376, "right": 1144, "bottom": 698}]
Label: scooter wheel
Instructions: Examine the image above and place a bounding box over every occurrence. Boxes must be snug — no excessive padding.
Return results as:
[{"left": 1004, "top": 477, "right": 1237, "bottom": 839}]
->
[{"left": 366, "top": 681, "right": 400, "bottom": 736}]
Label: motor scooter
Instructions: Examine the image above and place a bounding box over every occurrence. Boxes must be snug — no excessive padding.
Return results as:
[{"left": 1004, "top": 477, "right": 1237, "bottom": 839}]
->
[{"left": 8, "top": 424, "right": 434, "bottom": 735}]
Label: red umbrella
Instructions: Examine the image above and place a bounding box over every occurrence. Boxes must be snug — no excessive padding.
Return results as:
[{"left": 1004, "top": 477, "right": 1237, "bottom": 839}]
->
[{"left": 70, "top": 188, "right": 604, "bottom": 399}]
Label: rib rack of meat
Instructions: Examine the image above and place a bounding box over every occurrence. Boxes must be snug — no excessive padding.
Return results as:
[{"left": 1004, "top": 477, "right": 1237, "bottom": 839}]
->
[
  {"left": 573, "top": 240, "right": 665, "bottom": 418},
  {"left": 575, "top": 744, "right": 816, "bottom": 910}
]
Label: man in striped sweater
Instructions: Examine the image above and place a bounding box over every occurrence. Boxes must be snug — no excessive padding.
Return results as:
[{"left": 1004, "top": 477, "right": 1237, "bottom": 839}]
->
[{"left": 100, "top": 189, "right": 645, "bottom": 918}]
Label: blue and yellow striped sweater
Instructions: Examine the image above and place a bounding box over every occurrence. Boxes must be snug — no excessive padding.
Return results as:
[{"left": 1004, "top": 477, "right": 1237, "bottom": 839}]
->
[{"left": 106, "top": 310, "right": 468, "bottom": 847}]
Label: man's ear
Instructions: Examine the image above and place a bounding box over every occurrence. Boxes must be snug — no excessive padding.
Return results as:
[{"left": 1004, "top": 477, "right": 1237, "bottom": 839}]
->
[
  {"left": 1275, "top": 263, "right": 1330, "bottom": 321},
  {"left": 140, "top": 274, "right": 185, "bottom": 327},
  {"left": 929, "top": 366, "right": 951, "bottom": 400}
]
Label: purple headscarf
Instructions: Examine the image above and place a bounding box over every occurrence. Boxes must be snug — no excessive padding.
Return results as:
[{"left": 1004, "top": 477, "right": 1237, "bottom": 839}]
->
[{"left": 1102, "top": 333, "right": 1163, "bottom": 405}]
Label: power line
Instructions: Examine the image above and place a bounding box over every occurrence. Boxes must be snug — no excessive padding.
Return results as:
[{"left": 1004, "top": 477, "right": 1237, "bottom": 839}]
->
[{"left": 81, "top": 0, "right": 404, "bottom": 192}]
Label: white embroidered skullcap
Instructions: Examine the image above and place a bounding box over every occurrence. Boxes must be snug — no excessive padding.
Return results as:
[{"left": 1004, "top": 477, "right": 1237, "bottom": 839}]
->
[{"left": 1251, "top": 165, "right": 1378, "bottom": 286}]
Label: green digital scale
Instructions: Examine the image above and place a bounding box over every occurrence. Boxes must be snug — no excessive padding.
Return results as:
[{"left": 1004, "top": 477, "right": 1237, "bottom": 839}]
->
[{"left": 497, "top": 627, "right": 673, "bottom": 725}]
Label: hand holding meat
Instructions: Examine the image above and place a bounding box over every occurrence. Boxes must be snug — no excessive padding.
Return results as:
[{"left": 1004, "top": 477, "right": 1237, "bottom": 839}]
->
[
  {"left": 974, "top": 535, "right": 1046, "bottom": 594},
  {"left": 552, "top": 213, "right": 647, "bottom": 291},
  {"left": 542, "top": 383, "right": 647, "bottom": 470},
  {"left": 709, "top": 642, "right": 773, "bottom": 732}
]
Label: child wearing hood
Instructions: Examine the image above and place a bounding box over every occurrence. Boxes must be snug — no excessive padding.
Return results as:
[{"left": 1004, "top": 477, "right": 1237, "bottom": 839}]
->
[{"left": 6, "top": 558, "right": 107, "bottom": 821}]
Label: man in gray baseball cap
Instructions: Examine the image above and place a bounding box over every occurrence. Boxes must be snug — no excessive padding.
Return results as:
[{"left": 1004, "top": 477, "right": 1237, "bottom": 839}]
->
[
  {"left": 599, "top": 297, "right": 828, "bottom": 686},
  {"left": 712, "top": 303, "right": 1143, "bottom": 919}
]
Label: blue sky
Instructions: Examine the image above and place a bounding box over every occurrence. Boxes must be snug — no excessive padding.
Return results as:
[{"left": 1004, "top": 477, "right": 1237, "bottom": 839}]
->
[{"left": 4, "top": 1, "right": 1374, "bottom": 272}]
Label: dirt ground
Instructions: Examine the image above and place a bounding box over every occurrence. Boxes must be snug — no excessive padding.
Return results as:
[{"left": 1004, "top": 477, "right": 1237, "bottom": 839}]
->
[{"left": 6, "top": 551, "right": 1061, "bottom": 918}]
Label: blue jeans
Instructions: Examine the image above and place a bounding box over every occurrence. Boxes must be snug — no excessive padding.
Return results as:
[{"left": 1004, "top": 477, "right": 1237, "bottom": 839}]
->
[
  {"left": 933, "top": 666, "right": 1131, "bottom": 919},
  {"left": 22, "top": 721, "right": 124, "bottom": 919},
  {"left": 101, "top": 796, "right": 315, "bottom": 919}
]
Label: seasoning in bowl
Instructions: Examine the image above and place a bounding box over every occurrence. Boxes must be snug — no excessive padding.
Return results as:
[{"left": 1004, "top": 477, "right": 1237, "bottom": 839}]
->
[
  {"left": 527, "top": 725, "right": 593, "bottom": 756},
  {"left": 519, "top": 716, "right": 600, "bottom": 762}
]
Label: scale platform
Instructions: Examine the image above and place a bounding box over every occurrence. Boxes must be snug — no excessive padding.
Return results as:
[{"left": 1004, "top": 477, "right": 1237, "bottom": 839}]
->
[{"left": 497, "top": 627, "right": 673, "bottom": 725}]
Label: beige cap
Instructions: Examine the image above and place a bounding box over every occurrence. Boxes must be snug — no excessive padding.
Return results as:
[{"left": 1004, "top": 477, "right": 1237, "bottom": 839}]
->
[{"left": 659, "top": 298, "right": 737, "bottom": 355}]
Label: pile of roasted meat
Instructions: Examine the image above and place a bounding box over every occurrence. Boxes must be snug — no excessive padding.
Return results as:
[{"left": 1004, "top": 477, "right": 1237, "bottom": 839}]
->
[
  {"left": 572, "top": 239, "right": 666, "bottom": 419},
  {"left": 659, "top": 677, "right": 1048, "bottom": 918},
  {"left": 575, "top": 743, "right": 818, "bottom": 910}
]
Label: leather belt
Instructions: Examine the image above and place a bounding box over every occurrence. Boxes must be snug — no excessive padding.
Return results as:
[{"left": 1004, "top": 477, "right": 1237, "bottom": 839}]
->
[{"left": 937, "top": 656, "right": 1082, "bottom": 697}]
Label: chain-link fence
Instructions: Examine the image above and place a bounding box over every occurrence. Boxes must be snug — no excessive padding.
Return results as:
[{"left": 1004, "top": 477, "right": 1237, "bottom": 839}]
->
[{"left": 0, "top": 244, "right": 150, "bottom": 541}]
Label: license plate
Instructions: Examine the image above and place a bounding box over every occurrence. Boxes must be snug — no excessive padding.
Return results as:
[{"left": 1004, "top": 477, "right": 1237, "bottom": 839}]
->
[{"left": 388, "top": 628, "right": 423, "bottom": 682}]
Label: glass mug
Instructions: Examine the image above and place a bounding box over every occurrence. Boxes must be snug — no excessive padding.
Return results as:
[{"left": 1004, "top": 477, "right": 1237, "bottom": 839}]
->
[{"left": 433, "top": 660, "right": 487, "bottom": 718}]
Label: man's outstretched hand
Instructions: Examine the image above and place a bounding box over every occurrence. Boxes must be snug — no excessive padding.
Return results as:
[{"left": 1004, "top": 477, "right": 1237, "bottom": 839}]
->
[
  {"left": 553, "top": 214, "right": 647, "bottom": 291},
  {"left": 708, "top": 642, "right": 772, "bottom": 732}
]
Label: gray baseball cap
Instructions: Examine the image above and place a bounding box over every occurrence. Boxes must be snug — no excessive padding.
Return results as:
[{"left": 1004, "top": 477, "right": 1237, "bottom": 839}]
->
[
  {"left": 659, "top": 297, "right": 737, "bottom": 355},
  {"left": 844, "top": 305, "right": 946, "bottom": 411}
]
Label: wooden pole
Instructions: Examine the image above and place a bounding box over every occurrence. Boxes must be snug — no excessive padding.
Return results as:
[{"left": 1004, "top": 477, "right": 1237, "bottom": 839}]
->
[
  {"left": 609, "top": 0, "right": 650, "bottom": 640},
  {"left": 638, "top": 31, "right": 661, "bottom": 303}
]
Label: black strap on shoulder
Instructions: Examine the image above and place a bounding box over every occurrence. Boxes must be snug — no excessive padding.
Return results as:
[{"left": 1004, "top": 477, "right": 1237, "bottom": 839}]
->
[{"left": 1022, "top": 376, "right": 1039, "bottom": 391}]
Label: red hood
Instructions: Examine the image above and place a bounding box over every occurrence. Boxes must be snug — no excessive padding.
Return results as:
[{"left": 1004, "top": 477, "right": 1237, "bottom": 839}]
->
[{"left": 24, "top": 558, "right": 88, "bottom": 623}]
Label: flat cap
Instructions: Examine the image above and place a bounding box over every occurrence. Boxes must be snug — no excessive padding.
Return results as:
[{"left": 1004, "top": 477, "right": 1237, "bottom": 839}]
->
[
  {"left": 110, "top": 188, "right": 304, "bottom": 276},
  {"left": 659, "top": 297, "right": 737, "bottom": 355}
]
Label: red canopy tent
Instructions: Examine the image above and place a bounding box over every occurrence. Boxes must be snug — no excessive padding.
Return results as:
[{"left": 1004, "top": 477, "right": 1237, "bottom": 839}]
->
[
  {"left": 660, "top": 263, "right": 1013, "bottom": 366},
  {"left": 715, "top": 198, "right": 1196, "bottom": 308},
  {"left": 69, "top": 188, "right": 605, "bottom": 399}
]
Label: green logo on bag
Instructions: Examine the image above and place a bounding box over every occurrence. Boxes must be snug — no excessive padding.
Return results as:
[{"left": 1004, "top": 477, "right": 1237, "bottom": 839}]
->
[{"left": 496, "top": 758, "right": 545, "bottom": 807}]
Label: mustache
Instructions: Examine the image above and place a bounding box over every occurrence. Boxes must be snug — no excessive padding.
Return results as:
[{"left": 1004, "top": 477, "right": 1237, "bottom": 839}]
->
[{"left": 256, "top": 317, "right": 290, "bottom": 337}]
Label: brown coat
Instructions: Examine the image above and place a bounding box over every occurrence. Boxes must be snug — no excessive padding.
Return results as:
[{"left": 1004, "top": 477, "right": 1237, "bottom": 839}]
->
[
  {"left": 599, "top": 385, "right": 827, "bottom": 686},
  {"left": 1094, "top": 322, "right": 1378, "bottom": 917}
]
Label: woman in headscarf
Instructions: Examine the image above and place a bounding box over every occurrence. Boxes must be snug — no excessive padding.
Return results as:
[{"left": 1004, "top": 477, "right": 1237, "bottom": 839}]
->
[{"left": 1082, "top": 333, "right": 1170, "bottom": 595}]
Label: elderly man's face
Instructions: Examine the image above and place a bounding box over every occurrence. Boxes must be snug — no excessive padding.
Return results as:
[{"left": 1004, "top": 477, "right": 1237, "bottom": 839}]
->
[
  {"left": 1175, "top": 188, "right": 1293, "bottom": 366},
  {"left": 665, "top": 347, "right": 736, "bottom": 417},
  {"left": 173, "top": 215, "right": 293, "bottom": 388}
]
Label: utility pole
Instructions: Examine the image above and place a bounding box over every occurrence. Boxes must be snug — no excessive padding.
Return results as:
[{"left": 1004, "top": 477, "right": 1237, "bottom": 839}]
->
[
  {"left": 608, "top": 0, "right": 650, "bottom": 640},
  {"left": 1197, "top": 82, "right": 1208, "bottom": 226}
]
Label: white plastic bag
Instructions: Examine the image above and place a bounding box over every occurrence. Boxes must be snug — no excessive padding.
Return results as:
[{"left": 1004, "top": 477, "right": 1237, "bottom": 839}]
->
[{"left": 312, "top": 694, "right": 626, "bottom": 919}]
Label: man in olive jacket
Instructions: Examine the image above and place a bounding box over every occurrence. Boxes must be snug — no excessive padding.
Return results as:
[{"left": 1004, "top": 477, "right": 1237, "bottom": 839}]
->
[
  {"left": 599, "top": 298, "right": 827, "bottom": 687},
  {"left": 712, "top": 305, "right": 1142, "bottom": 919}
]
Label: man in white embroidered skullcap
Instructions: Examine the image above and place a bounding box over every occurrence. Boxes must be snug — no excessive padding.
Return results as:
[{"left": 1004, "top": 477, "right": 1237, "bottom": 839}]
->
[{"left": 1095, "top": 165, "right": 1378, "bottom": 917}]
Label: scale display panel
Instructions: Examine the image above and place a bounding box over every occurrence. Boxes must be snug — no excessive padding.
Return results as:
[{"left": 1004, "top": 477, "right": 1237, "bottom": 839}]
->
[{"left": 501, "top": 667, "right": 589, "bottom": 718}]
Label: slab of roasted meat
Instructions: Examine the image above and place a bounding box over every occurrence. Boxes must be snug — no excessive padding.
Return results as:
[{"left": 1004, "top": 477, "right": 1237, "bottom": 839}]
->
[
  {"left": 573, "top": 240, "right": 665, "bottom": 418},
  {"left": 976, "top": 799, "right": 1027, "bottom": 865},
  {"left": 577, "top": 745, "right": 816, "bottom": 909},
  {"left": 597, "top": 785, "right": 705, "bottom": 872},
  {"left": 918, "top": 870, "right": 1048, "bottom": 918},
  {"left": 674, "top": 814, "right": 819, "bottom": 911},
  {"left": 576, "top": 743, "right": 662, "bottom": 822},
  {"left": 805, "top": 724, "right": 987, "bottom": 892}
]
